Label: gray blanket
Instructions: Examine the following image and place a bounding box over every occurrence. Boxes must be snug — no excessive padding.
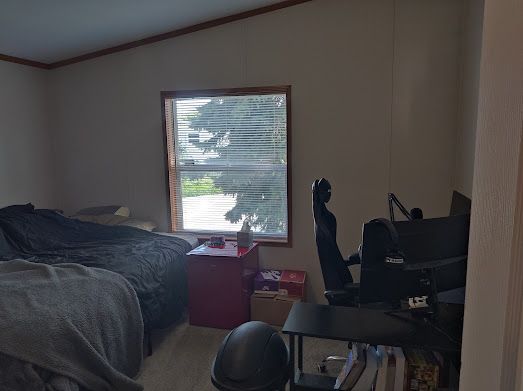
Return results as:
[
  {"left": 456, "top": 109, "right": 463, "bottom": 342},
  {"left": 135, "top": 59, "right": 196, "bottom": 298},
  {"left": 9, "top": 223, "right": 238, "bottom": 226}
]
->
[{"left": 0, "top": 260, "right": 144, "bottom": 391}]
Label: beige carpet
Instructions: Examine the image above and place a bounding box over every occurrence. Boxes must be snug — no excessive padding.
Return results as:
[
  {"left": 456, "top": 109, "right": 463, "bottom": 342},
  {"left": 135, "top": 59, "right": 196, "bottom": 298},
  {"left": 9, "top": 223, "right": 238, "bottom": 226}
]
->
[{"left": 137, "top": 318, "right": 347, "bottom": 391}]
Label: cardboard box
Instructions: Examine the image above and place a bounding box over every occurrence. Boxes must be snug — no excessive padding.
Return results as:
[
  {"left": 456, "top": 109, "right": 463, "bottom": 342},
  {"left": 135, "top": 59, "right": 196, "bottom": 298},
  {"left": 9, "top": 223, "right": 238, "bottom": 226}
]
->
[
  {"left": 254, "top": 270, "right": 282, "bottom": 294},
  {"left": 279, "top": 270, "right": 306, "bottom": 298},
  {"left": 250, "top": 293, "right": 301, "bottom": 327}
]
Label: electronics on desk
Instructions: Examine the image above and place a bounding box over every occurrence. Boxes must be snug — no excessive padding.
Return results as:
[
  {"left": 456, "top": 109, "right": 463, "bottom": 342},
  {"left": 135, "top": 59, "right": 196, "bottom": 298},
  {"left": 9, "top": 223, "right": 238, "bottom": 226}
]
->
[
  {"left": 449, "top": 190, "right": 472, "bottom": 216},
  {"left": 357, "top": 190, "right": 470, "bottom": 313},
  {"left": 408, "top": 296, "right": 429, "bottom": 309},
  {"left": 387, "top": 193, "right": 424, "bottom": 222},
  {"left": 336, "top": 345, "right": 442, "bottom": 391},
  {"left": 359, "top": 213, "right": 470, "bottom": 309}
]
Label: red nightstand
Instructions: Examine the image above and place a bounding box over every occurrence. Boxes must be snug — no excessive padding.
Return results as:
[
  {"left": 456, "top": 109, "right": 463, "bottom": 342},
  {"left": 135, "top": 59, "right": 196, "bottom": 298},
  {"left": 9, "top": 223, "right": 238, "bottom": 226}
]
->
[{"left": 187, "top": 241, "right": 259, "bottom": 329}]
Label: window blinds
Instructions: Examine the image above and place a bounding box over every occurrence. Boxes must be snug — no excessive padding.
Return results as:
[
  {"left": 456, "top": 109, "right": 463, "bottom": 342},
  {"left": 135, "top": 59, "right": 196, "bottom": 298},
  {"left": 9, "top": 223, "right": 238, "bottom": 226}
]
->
[{"left": 164, "top": 88, "right": 290, "bottom": 242}]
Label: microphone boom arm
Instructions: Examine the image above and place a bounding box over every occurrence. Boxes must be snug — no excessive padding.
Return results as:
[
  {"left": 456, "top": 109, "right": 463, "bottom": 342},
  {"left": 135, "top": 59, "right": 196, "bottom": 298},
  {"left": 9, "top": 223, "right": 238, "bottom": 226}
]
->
[{"left": 388, "top": 193, "right": 413, "bottom": 222}]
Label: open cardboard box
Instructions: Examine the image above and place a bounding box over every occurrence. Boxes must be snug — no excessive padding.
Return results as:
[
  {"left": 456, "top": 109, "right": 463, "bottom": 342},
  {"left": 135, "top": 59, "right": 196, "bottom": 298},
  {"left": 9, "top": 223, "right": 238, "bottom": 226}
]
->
[{"left": 250, "top": 293, "right": 301, "bottom": 327}]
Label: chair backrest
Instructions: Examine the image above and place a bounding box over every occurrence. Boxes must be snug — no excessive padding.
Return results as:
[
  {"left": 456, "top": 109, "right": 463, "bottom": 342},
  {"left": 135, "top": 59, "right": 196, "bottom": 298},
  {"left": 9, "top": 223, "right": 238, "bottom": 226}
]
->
[{"left": 312, "top": 179, "right": 353, "bottom": 291}]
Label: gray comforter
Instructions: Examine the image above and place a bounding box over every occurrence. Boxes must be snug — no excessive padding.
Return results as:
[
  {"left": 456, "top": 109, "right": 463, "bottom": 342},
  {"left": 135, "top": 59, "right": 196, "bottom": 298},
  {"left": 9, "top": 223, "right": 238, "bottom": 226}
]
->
[{"left": 0, "top": 260, "right": 144, "bottom": 391}]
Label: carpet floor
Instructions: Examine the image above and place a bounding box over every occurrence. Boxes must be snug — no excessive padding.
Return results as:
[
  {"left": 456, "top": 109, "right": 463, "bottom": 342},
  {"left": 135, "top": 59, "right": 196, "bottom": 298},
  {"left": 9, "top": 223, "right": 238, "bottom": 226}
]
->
[{"left": 137, "top": 318, "right": 347, "bottom": 391}]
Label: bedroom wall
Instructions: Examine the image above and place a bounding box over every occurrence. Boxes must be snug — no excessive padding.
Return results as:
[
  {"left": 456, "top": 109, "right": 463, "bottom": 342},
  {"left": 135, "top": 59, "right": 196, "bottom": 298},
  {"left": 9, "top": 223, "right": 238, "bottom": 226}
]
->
[
  {"left": 453, "top": 0, "right": 484, "bottom": 198},
  {"left": 48, "top": 0, "right": 465, "bottom": 302},
  {"left": 0, "top": 61, "right": 56, "bottom": 209}
]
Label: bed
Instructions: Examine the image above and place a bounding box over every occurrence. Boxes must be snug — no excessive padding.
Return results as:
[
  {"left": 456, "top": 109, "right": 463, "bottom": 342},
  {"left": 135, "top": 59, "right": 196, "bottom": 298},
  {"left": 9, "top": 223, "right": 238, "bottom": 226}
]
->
[
  {"left": 0, "top": 259, "right": 144, "bottom": 391},
  {"left": 0, "top": 204, "right": 195, "bottom": 331}
]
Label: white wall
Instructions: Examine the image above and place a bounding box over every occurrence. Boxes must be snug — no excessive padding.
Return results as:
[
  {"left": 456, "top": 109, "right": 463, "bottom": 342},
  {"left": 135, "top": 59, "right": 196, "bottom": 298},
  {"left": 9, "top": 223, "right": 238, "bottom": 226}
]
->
[
  {"left": 390, "top": 0, "right": 463, "bottom": 215},
  {"left": 49, "top": 0, "right": 465, "bottom": 302},
  {"left": 0, "top": 61, "right": 56, "bottom": 208},
  {"left": 453, "top": 0, "right": 484, "bottom": 197}
]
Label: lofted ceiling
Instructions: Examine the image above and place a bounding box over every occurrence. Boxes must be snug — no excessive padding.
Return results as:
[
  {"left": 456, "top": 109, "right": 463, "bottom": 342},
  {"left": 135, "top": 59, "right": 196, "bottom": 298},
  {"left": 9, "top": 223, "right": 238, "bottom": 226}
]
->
[{"left": 0, "top": 0, "right": 288, "bottom": 64}]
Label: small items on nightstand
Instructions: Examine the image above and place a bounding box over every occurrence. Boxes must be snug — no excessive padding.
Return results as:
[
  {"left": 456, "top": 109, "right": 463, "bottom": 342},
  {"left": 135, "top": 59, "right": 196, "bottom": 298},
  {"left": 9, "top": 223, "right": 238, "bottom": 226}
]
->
[
  {"left": 237, "top": 220, "right": 253, "bottom": 248},
  {"left": 208, "top": 235, "right": 225, "bottom": 248}
]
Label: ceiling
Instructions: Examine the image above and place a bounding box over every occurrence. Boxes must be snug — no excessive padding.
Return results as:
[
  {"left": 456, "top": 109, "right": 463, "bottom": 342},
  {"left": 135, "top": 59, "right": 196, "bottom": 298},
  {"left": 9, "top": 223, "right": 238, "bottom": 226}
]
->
[{"left": 0, "top": 0, "right": 285, "bottom": 64}]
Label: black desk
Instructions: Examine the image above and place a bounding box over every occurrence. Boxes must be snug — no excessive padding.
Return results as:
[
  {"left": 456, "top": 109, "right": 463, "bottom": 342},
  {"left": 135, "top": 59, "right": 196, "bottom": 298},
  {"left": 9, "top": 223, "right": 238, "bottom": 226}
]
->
[{"left": 282, "top": 302, "right": 463, "bottom": 391}]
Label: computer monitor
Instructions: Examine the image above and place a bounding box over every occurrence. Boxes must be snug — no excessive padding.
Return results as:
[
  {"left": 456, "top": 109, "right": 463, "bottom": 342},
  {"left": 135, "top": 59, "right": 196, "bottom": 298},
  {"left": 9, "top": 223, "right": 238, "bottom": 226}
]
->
[
  {"left": 450, "top": 190, "right": 471, "bottom": 216},
  {"left": 358, "top": 214, "right": 470, "bottom": 306}
]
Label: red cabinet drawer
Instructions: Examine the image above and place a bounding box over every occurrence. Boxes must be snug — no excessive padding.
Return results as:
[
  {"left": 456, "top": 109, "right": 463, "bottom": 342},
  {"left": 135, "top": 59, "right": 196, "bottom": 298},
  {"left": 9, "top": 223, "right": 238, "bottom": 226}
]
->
[{"left": 187, "top": 242, "right": 259, "bottom": 329}]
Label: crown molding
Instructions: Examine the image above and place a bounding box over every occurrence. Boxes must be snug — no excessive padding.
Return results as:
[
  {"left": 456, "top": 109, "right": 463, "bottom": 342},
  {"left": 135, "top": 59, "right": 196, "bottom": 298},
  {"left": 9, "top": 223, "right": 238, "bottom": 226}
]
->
[{"left": 0, "top": 53, "right": 50, "bottom": 69}]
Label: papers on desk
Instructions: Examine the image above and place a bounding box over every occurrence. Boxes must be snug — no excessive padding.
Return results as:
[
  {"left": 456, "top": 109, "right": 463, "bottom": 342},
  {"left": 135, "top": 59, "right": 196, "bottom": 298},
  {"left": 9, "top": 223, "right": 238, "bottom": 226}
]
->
[{"left": 335, "top": 345, "right": 441, "bottom": 391}]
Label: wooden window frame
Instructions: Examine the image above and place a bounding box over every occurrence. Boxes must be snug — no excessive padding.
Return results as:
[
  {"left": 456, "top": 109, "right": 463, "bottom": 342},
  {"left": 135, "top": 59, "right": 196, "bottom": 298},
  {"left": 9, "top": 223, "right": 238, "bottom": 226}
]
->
[{"left": 161, "top": 86, "right": 292, "bottom": 247}]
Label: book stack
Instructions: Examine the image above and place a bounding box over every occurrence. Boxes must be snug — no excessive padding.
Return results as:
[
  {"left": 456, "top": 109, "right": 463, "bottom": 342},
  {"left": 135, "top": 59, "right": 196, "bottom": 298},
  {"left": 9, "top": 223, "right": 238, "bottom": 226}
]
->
[
  {"left": 403, "top": 349, "right": 440, "bottom": 391},
  {"left": 334, "top": 345, "right": 442, "bottom": 391},
  {"left": 334, "top": 343, "right": 377, "bottom": 391}
]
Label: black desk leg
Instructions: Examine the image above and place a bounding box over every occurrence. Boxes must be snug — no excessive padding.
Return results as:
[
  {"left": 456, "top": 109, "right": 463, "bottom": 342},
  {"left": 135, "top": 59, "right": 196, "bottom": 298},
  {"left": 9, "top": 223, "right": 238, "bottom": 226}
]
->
[
  {"left": 298, "top": 335, "right": 303, "bottom": 371},
  {"left": 289, "top": 334, "right": 295, "bottom": 391}
]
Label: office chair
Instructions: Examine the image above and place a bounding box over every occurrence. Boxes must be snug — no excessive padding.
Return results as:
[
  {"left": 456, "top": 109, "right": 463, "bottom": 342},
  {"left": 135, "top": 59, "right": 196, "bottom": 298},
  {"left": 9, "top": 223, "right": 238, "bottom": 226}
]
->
[
  {"left": 312, "top": 178, "right": 360, "bottom": 306},
  {"left": 312, "top": 178, "right": 360, "bottom": 372}
]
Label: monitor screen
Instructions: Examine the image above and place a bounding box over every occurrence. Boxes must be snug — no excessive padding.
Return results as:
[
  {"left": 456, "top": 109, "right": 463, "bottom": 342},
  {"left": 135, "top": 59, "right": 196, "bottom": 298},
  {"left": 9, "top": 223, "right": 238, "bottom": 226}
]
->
[{"left": 450, "top": 191, "right": 472, "bottom": 216}]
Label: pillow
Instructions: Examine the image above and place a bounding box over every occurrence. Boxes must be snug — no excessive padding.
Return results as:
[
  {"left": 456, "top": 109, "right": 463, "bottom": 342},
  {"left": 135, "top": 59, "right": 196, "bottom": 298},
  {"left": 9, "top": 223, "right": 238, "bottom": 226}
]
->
[
  {"left": 72, "top": 214, "right": 129, "bottom": 225},
  {"left": 117, "top": 218, "right": 157, "bottom": 232},
  {"left": 75, "top": 205, "right": 130, "bottom": 217},
  {"left": 72, "top": 214, "right": 157, "bottom": 232}
]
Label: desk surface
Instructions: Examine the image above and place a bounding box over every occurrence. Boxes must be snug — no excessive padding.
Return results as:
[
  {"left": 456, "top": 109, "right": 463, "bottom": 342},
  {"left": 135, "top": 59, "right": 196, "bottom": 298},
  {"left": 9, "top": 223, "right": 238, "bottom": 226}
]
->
[{"left": 282, "top": 302, "right": 462, "bottom": 353}]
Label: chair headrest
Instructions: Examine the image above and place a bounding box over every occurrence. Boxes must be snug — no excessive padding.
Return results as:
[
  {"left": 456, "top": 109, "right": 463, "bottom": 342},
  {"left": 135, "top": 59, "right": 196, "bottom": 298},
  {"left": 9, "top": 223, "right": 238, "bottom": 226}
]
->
[{"left": 313, "top": 178, "right": 332, "bottom": 204}]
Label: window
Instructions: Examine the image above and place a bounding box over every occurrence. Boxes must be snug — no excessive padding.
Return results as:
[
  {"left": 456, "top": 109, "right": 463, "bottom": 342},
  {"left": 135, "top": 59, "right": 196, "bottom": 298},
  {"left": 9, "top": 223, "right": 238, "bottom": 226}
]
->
[{"left": 162, "top": 86, "right": 291, "bottom": 244}]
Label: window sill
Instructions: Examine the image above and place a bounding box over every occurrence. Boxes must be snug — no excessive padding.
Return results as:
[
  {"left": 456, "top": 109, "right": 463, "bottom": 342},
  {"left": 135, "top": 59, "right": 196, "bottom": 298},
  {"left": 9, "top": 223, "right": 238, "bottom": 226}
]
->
[{"left": 177, "top": 233, "right": 291, "bottom": 248}]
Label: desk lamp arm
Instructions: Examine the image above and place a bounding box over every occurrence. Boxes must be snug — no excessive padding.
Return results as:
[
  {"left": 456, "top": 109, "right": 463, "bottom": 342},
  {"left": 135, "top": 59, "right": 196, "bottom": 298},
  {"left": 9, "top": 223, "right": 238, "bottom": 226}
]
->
[{"left": 388, "top": 193, "right": 413, "bottom": 222}]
